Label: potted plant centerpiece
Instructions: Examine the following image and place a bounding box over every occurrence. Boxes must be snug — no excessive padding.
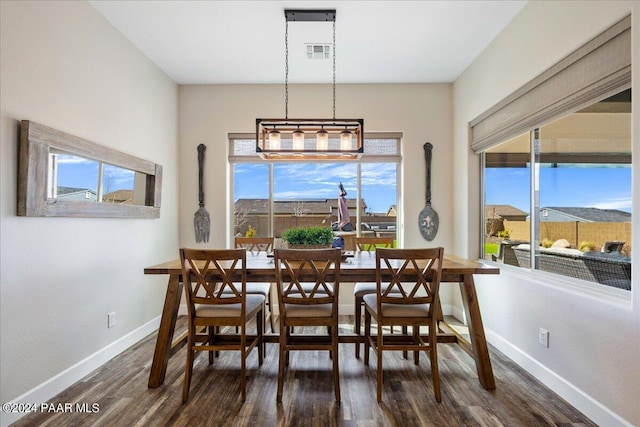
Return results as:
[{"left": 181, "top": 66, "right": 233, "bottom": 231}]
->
[{"left": 281, "top": 226, "right": 334, "bottom": 249}]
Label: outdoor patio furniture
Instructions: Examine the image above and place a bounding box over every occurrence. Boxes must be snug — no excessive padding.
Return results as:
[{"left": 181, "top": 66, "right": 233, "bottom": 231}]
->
[
  {"left": 491, "top": 240, "right": 525, "bottom": 266},
  {"left": 512, "top": 244, "right": 631, "bottom": 291}
]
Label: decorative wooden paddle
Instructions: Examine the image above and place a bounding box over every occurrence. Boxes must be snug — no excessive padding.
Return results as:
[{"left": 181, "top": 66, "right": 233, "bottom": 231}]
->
[
  {"left": 194, "top": 144, "right": 210, "bottom": 243},
  {"left": 419, "top": 142, "right": 439, "bottom": 241}
]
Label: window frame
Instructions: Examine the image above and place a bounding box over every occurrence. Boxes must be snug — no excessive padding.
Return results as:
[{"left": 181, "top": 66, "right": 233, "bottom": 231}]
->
[
  {"left": 228, "top": 133, "right": 402, "bottom": 244},
  {"left": 18, "top": 120, "right": 162, "bottom": 219}
]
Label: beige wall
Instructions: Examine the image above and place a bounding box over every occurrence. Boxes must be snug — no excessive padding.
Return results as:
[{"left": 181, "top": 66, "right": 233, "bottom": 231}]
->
[
  {"left": 178, "top": 83, "right": 455, "bottom": 314},
  {"left": 178, "top": 83, "right": 452, "bottom": 249},
  {"left": 453, "top": 1, "right": 639, "bottom": 425},
  {"left": 0, "top": 0, "right": 178, "bottom": 413}
]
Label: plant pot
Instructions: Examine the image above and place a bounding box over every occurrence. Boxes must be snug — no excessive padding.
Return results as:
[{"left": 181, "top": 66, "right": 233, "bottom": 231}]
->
[{"left": 287, "top": 244, "right": 333, "bottom": 249}]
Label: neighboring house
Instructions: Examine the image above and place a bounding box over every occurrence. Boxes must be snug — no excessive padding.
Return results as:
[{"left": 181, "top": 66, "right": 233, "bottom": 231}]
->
[
  {"left": 538, "top": 207, "right": 631, "bottom": 222},
  {"left": 485, "top": 204, "right": 528, "bottom": 221},
  {"left": 386, "top": 205, "right": 397, "bottom": 216},
  {"left": 56, "top": 186, "right": 97, "bottom": 201}
]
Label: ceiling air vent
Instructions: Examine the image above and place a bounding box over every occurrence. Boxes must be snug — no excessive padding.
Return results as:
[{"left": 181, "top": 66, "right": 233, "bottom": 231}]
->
[{"left": 306, "top": 44, "right": 331, "bottom": 60}]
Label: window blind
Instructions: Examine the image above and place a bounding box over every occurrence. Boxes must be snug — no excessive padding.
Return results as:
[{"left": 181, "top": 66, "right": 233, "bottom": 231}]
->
[{"left": 470, "top": 15, "right": 631, "bottom": 154}]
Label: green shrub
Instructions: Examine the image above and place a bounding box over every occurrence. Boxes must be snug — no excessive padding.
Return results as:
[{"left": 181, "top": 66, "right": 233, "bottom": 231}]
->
[
  {"left": 281, "top": 226, "right": 334, "bottom": 245},
  {"left": 497, "top": 229, "right": 511, "bottom": 239},
  {"left": 579, "top": 241, "right": 596, "bottom": 252},
  {"left": 245, "top": 225, "right": 257, "bottom": 237}
]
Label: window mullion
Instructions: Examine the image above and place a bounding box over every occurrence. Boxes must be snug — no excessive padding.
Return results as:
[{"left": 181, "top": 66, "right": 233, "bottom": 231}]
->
[{"left": 530, "top": 128, "right": 541, "bottom": 270}]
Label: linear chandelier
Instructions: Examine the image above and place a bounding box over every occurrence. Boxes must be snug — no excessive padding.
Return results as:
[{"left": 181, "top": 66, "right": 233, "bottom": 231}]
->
[{"left": 256, "top": 9, "right": 364, "bottom": 160}]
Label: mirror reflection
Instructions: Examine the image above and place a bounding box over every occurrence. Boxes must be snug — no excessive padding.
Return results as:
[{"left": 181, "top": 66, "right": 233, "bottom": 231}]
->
[{"left": 48, "top": 150, "right": 148, "bottom": 206}]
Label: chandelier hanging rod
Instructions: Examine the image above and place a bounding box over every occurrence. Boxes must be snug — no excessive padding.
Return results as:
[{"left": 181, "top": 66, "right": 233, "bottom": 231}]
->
[{"left": 256, "top": 8, "right": 364, "bottom": 160}]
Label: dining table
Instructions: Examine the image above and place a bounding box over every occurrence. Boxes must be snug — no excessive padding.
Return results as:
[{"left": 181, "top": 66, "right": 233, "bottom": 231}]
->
[{"left": 144, "top": 251, "right": 499, "bottom": 391}]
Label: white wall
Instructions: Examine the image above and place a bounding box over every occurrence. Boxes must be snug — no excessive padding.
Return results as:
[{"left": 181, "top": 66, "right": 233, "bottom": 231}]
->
[
  {"left": 178, "top": 83, "right": 455, "bottom": 313},
  {"left": 0, "top": 2, "right": 178, "bottom": 424},
  {"left": 453, "top": 1, "right": 639, "bottom": 425}
]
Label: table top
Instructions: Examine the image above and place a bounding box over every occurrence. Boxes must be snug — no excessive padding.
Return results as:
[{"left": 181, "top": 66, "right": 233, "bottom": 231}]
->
[{"left": 144, "top": 252, "right": 499, "bottom": 282}]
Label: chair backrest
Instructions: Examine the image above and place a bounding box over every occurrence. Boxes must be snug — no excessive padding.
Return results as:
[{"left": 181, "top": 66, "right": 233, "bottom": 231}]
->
[
  {"left": 355, "top": 236, "right": 394, "bottom": 252},
  {"left": 179, "top": 248, "right": 247, "bottom": 315},
  {"left": 274, "top": 248, "right": 341, "bottom": 306},
  {"left": 235, "top": 237, "right": 274, "bottom": 253},
  {"left": 375, "top": 247, "right": 444, "bottom": 316}
]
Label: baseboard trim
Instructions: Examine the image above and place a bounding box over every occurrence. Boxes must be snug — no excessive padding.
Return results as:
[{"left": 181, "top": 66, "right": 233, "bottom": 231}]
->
[
  {"left": 485, "top": 328, "right": 632, "bottom": 427},
  {"left": 1, "top": 316, "right": 161, "bottom": 427}
]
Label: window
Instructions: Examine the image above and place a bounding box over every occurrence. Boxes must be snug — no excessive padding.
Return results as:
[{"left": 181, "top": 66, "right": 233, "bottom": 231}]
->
[
  {"left": 229, "top": 135, "right": 400, "bottom": 243},
  {"left": 473, "top": 16, "right": 632, "bottom": 292},
  {"left": 482, "top": 90, "right": 632, "bottom": 291}
]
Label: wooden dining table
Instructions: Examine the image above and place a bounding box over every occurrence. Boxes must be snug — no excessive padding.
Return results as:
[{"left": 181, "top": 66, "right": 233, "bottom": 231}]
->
[{"left": 144, "top": 251, "right": 499, "bottom": 391}]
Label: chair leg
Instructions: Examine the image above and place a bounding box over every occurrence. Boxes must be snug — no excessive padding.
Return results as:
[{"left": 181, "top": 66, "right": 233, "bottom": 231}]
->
[
  {"left": 354, "top": 296, "right": 362, "bottom": 358},
  {"left": 277, "top": 326, "right": 286, "bottom": 402},
  {"left": 402, "top": 326, "right": 408, "bottom": 359},
  {"left": 285, "top": 327, "right": 291, "bottom": 367},
  {"left": 376, "top": 323, "right": 383, "bottom": 403},
  {"left": 267, "top": 291, "right": 275, "bottom": 333},
  {"left": 258, "top": 309, "right": 264, "bottom": 366},
  {"left": 332, "top": 323, "right": 341, "bottom": 401},
  {"left": 182, "top": 332, "right": 195, "bottom": 403},
  {"left": 430, "top": 325, "right": 441, "bottom": 402},
  {"left": 364, "top": 310, "right": 371, "bottom": 366},
  {"left": 240, "top": 330, "right": 247, "bottom": 402},
  {"left": 413, "top": 326, "right": 420, "bottom": 365},
  {"left": 208, "top": 326, "right": 215, "bottom": 365}
]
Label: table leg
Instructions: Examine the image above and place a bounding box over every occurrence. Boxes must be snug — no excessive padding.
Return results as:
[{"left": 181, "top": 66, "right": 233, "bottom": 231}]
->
[
  {"left": 459, "top": 273, "right": 496, "bottom": 390},
  {"left": 148, "top": 274, "right": 182, "bottom": 388}
]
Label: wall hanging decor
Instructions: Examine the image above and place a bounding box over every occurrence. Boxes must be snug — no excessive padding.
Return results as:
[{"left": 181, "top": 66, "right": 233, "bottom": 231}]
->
[{"left": 419, "top": 142, "right": 439, "bottom": 241}]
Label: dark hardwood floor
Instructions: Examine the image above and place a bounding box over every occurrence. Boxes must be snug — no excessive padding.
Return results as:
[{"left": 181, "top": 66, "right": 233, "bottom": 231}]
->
[{"left": 13, "top": 316, "right": 595, "bottom": 426}]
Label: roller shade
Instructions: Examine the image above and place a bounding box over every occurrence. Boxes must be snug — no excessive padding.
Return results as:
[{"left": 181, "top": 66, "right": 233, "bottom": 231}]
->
[{"left": 470, "top": 15, "right": 631, "bottom": 154}]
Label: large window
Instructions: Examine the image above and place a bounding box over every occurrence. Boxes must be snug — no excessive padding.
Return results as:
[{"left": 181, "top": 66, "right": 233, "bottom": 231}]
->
[
  {"left": 482, "top": 89, "right": 632, "bottom": 291},
  {"left": 473, "top": 16, "right": 632, "bottom": 293},
  {"left": 230, "top": 135, "right": 400, "bottom": 243}
]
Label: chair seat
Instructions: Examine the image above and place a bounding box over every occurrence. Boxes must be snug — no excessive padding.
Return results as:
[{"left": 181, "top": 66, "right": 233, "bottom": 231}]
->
[
  {"left": 283, "top": 302, "right": 333, "bottom": 318},
  {"left": 363, "top": 294, "right": 430, "bottom": 317},
  {"left": 222, "top": 282, "right": 271, "bottom": 296},
  {"left": 196, "top": 295, "right": 265, "bottom": 318}
]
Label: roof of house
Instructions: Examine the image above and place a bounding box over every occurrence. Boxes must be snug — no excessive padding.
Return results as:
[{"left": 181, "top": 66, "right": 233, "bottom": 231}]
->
[
  {"left": 485, "top": 204, "right": 528, "bottom": 219},
  {"left": 234, "top": 198, "right": 367, "bottom": 215},
  {"left": 57, "top": 186, "right": 96, "bottom": 195},
  {"left": 103, "top": 189, "right": 133, "bottom": 204},
  {"left": 541, "top": 207, "right": 631, "bottom": 222}
]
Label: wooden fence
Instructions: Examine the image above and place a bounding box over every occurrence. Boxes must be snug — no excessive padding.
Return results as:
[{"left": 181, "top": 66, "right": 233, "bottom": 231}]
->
[{"left": 505, "top": 220, "right": 632, "bottom": 255}]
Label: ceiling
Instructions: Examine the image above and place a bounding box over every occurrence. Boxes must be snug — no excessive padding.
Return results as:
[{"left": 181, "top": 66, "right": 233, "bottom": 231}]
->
[{"left": 89, "top": 1, "right": 527, "bottom": 85}]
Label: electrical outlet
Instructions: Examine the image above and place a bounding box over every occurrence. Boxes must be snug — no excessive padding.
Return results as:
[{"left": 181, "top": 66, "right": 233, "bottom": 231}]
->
[
  {"left": 108, "top": 312, "right": 116, "bottom": 328},
  {"left": 538, "top": 328, "right": 549, "bottom": 348}
]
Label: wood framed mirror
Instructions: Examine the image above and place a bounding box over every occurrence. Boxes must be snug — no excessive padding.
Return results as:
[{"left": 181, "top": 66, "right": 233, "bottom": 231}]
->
[{"left": 18, "top": 120, "right": 162, "bottom": 218}]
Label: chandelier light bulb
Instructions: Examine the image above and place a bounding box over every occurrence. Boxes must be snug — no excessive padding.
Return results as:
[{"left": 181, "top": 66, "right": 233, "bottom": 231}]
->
[
  {"left": 340, "top": 129, "right": 352, "bottom": 151},
  {"left": 292, "top": 129, "right": 305, "bottom": 150},
  {"left": 316, "top": 129, "right": 329, "bottom": 150},
  {"left": 268, "top": 129, "right": 281, "bottom": 150}
]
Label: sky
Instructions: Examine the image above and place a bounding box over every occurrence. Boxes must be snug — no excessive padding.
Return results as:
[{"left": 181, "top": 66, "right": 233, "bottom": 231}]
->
[
  {"left": 55, "top": 153, "right": 632, "bottom": 216},
  {"left": 485, "top": 165, "right": 632, "bottom": 213},
  {"left": 234, "top": 163, "right": 397, "bottom": 214},
  {"left": 56, "top": 154, "right": 135, "bottom": 193}
]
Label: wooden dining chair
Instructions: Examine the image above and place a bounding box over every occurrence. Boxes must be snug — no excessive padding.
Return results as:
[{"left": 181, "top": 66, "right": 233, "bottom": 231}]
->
[
  {"left": 274, "top": 248, "right": 342, "bottom": 402},
  {"left": 179, "top": 248, "right": 264, "bottom": 403},
  {"left": 234, "top": 236, "right": 276, "bottom": 332},
  {"left": 352, "top": 236, "right": 394, "bottom": 358},
  {"left": 363, "top": 247, "right": 444, "bottom": 403}
]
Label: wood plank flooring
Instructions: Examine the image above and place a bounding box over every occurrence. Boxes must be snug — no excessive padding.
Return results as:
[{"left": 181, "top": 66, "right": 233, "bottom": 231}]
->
[{"left": 13, "top": 316, "right": 595, "bottom": 427}]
